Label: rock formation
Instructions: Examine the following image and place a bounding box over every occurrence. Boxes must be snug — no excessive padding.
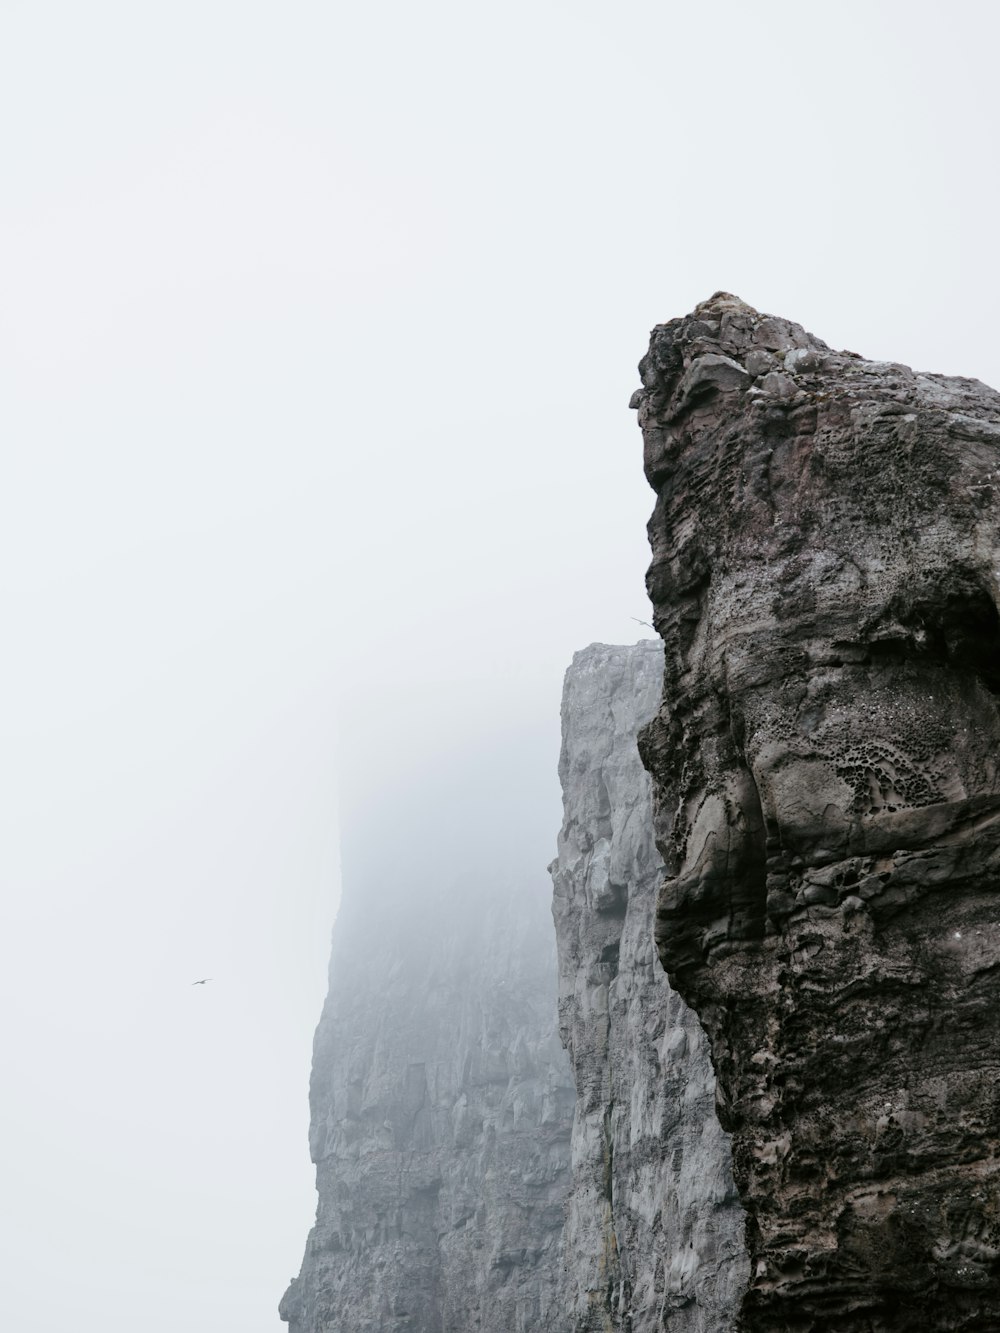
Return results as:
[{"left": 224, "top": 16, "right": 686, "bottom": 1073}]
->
[
  {"left": 280, "top": 879, "right": 576, "bottom": 1333},
  {"left": 285, "top": 641, "right": 758, "bottom": 1333},
  {"left": 633, "top": 293, "right": 1000, "bottom": 1329},
  {"left": 551, "top": 640, "right": 748, "bottom": 1331}
]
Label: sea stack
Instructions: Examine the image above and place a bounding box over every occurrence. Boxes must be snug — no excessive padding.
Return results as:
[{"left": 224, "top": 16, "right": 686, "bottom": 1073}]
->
[{"left": 634, "top": 293, "right": 1000, "bottom": 1330}]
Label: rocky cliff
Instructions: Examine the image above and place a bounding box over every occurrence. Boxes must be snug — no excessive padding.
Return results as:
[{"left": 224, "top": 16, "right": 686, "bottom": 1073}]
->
[
  {"left": 283, "top": 640, "right": 752, "bottom": 1333},
  {"left": 280, "top": 878, "right": 576, "bottom": 1333},
  {"left": 633, "top": 293, "right": 1000, "bottom": 1329},
  {"left": 552, "top": 641, "right": 748, "bottom": 1331}
]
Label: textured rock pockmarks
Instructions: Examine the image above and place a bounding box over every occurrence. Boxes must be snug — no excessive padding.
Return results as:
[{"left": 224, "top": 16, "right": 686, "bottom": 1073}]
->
[
  {"left": 283, "top": 640, "right": 758, "bottom": 1333},
  {"left": 634, "top": 294, "right": 1000, "bottom": 1330},
  {"left": 551, "top": 642, "right": 747, "bottom": 1331}
]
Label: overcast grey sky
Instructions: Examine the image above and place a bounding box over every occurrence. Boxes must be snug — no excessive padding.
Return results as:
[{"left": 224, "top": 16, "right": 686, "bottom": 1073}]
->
[{"left": 2, "top": 2, "right": 999, "bottom": 1329}]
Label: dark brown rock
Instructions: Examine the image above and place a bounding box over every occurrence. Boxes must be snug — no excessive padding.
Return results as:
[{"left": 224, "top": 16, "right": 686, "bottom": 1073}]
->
[{"left": 633, "top": 293, "right": 1000, "bottom": 1331}]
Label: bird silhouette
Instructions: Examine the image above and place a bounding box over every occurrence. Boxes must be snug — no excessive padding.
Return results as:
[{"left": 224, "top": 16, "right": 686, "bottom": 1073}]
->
[{"left": 191, "top": 978, "right": 212, "bottom": 986}]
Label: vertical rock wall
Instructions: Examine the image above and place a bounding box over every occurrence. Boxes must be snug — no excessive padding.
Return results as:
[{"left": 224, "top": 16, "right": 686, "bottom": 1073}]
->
[
  {"left": 634, "top": 293, "right": 1000, "bottom": 1330},
  {"left": 280, "top": 882, "right": 575, "bottom": 1333},
  {"left": 551, "top": 641, "right": 748, "bottom": 1331}
]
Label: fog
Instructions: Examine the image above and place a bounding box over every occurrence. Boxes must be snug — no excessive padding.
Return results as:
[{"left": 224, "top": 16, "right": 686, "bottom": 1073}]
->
[{"left": 2, "top": 2, "right": 998, "bottom": 1329}]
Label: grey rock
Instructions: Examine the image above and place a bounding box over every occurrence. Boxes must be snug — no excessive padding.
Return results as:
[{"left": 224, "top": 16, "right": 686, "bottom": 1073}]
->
[
  {"left": 756, "top": 371, "right": 798, "bottom": 400},
  {"left": 672, "top": 355, "right": 752, "bottom": 417},
  {"left": 744, "top": 350, "right": 777, "bottom": 379},
  {"left": 280, "top": 884, "right": 575, "bottom": 1333},
  {"left": 551, "top": 641, "right": 749, "bottom": 1332}
]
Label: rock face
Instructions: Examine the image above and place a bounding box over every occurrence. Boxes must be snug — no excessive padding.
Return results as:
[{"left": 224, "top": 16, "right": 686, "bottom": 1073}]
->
[
  {"left": 551, "top": 640, "right": 748, "bottom": 1331},
  {"left": 633, "top": 293, "right": 1000, "bottom": 1329},
  {"left": 280, "top": 881, "right": 576, "bottom": 1333}
]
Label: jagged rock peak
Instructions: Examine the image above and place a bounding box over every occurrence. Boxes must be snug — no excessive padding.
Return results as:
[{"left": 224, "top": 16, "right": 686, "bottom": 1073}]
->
[
  {"left": 634, "top": 298, "right": 1000, "bottom": 1330},
  {"left": 551, "top": 641, "right": 747, "bottom": 1332}
]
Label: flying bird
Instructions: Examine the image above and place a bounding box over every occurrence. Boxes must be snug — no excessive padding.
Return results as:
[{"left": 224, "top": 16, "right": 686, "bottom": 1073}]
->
[
  {"left": 630, "top": 616, "right": 654, "bottom": 630},
  {"left": 191, "top": 978, "right": 213, "bottom": 986}
]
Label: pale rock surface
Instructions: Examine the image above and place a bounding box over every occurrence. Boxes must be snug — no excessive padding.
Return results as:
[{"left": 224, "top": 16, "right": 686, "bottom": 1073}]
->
[
  {"left": 551, "top": 641, "right": 748, "bottom": 1331},
  {"left": 280, "top": 882, "right": 575, "bottom": 1333}
]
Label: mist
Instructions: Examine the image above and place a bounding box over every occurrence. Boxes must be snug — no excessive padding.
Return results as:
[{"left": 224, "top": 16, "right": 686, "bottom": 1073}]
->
[{"left": 3, "top": 1, "right": 999, "bottom": 1329}]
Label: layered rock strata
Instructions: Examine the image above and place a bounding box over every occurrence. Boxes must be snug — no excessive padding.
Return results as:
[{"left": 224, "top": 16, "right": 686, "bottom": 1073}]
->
[
  {"left": 633, "top": 293, "right": 1000, "bottom": 1329},
  {"left": 280, "top": 883, "right": 576, "bottom": 1333},
  {"left": 551, "top": 640, "right": 748, "bottom": 1331}
]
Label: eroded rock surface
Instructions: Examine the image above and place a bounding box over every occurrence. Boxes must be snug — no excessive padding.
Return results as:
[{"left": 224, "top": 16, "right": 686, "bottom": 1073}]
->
[
  {"left": 552, "top": 641, "right": 748, "bottom": 1330},
  {"left": 634, "top": 293, "right": 1000, "bottom": 1329},
  {"left": 280, "top": 884, "right": 575, "bottom": 1333}
]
